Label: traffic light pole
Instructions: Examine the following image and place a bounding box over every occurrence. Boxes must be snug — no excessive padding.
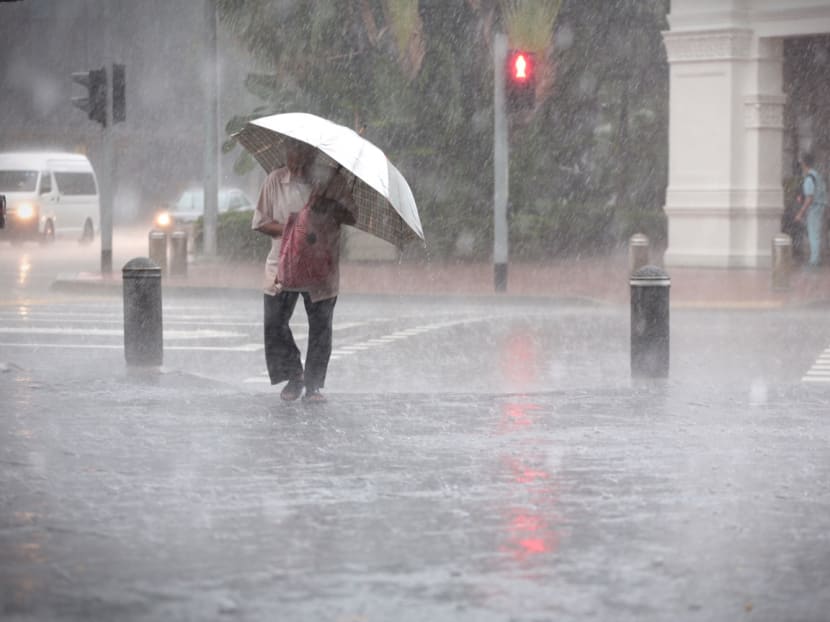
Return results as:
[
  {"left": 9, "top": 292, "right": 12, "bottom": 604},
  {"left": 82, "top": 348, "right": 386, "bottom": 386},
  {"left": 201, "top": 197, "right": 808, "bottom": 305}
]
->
[
  {"left": 203, "top": 0, "right": 219, "bottom": 257},
  {"left": 100, "top": 109, "right": 114, "bottom": 275},
  {"left": 493, "top": 33, "right": 509, "bottom": 292},
  {"left": 71, "top": 10, "right": 126, "bottom": 276},
  {"left": 100, "top": 3, "right": 114, "bottom": 276}
]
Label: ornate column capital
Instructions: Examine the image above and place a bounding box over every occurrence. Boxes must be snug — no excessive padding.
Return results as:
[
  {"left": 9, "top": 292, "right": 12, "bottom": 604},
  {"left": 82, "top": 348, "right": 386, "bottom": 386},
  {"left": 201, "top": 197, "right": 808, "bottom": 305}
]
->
[
  {"left": 743, "top": 94, "right": 786, "bottom": 129},
  {"left": 662, "top": 28, "right": 753, "bottom": 63}
]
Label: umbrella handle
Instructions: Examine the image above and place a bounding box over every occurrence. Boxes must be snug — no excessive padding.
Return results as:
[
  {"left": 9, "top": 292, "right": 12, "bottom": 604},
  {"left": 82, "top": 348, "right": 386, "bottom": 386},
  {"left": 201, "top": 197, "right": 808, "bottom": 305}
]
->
[
  {"left": 315, "top": 163, "right": 344, "bottom": 196},
  {"left": 310, "top": 163, "right": 352, "bottom": 215}
]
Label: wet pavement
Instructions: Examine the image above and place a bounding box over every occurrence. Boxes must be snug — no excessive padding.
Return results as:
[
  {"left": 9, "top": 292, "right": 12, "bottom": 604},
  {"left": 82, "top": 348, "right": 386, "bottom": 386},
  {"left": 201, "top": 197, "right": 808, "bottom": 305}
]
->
[
  {"left": 50, "top": 250, "right": 830, "bottom": 309},
  {"left": 2, "top": 361, "right": 830, "bottom": 621},
  {"left": 3, "top": 239, "right": 830, "bottom": 620}
]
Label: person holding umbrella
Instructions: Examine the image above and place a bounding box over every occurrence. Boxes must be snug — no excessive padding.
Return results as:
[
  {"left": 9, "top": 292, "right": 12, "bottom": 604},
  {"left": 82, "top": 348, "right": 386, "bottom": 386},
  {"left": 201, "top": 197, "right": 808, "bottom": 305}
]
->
[
  {"left": 237, "top": 112, "right": 424, "bottom": 401},
  {"left": 252, "top": 141, "right": 354, "bottom": 403}
]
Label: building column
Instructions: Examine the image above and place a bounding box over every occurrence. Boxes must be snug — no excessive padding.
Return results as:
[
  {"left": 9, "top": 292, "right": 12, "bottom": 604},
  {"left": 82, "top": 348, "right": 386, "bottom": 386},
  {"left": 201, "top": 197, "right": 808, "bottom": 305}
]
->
[{"left": 662, "top": 28, "right": 785, "bottom": 268}]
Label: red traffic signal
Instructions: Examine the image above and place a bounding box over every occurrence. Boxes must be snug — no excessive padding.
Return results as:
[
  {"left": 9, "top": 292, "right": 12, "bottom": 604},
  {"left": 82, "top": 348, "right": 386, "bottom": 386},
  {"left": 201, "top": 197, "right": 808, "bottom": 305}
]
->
[
  {"left": 506, "top": 50, "right": 536, "bottom": 111},
  {"left": 509, "top": 51, "right": 533, "bottom": 82}
]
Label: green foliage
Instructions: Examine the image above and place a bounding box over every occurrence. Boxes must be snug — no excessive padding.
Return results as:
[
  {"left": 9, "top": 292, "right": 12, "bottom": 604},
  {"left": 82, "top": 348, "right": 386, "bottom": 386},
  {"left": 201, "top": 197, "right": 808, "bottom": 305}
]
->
[
  {"left": 385, "top": 0, "right": 422, "bottom": 62},
  {"left": 217, "top": 0, "right": 670, "bottom": 261},
  {"left": 501, "top": 0, "right": 562, "bottom": 52},
  {"left": 192, "top": 210, "right": 271, "bottom": 261},
  {"left": 614, "top": 204, "right": 668, "bottom": 248},
  {"left": 510, "top": 202, "right": 615, "bottom": 259},
  {"left": 417, "top": 196, "right": 493, "bottom": 260},
  {"left": 510, "top": 202, "right": 666, "bottom": 260}
]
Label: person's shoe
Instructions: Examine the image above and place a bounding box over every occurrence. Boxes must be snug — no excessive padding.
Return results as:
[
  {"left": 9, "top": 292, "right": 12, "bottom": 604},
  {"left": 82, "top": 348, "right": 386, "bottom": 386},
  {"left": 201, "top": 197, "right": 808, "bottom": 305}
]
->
[
  {"left": 302, "top": 388, "right": 327, "bottom": 404},
  {"left": 280, "top": 377, "right": 304, "bottom": 402}
]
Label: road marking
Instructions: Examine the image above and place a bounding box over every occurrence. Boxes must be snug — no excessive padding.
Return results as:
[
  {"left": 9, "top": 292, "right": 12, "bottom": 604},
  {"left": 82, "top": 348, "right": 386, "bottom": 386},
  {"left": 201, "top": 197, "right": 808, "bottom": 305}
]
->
[
  {"left": 0, "top": 341, "right": 263, "bottom": 352},
  {"left": 0, "top": 317, "right": 263, "bottom": 328},
  {"left": 0, "top": 314, "right": 373, "bottom": 355},
  {"left": 244, "top": 373, "right": 271, "bottom": 384},
  {"left": 0, "top": 342, "right": 122, "bottom": 350},
  {"left": 0, "top": 327, "right": 246, "bottom": 340},
  {"left": 1, "top": 303, "right": 487, "bottom": 383},
  {"left": 0, "top": 312, "right": 369, "bottom": 332},
  {"left": 243, "top": 318, "right": 481, "bottom": 384},
  {"left": 168, "top": 344, "right": 262, "bottom": 352},
  {"left": 0, "top": 297, "right": 117, "bottom": 308},
  {"left": 803, "top": 346, "right": 830, "bottom": 383}
]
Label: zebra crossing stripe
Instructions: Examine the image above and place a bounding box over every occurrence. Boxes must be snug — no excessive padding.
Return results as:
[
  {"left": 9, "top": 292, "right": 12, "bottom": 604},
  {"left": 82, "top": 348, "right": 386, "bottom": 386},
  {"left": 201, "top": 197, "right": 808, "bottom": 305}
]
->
[
  {"left": 0, "top": 341, "right": 263, "bottom": 352},
  {"left": 0, "top": 327, "right": 247, "bottom": 339},
  {"left": 803, "top": 346, "right": 830, "bottom": 383},
  {"left": 242, "top": 318, "right": 482, "bottom": 384}
]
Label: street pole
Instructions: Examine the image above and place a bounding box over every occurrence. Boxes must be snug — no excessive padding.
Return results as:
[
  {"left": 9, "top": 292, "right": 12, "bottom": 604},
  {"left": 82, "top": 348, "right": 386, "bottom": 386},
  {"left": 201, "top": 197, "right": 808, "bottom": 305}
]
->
[
  {"left": 493, "top": 33, "right": 509, "bottom": 292},
  {"left": 100, "top": 3, "right": 113, "bottom": 275},
  {"left": 100, "top": 104, "right": 114, "bottom": 275},
  {"left": 203, "top": 0, "right": 219, "bottom": 257}
]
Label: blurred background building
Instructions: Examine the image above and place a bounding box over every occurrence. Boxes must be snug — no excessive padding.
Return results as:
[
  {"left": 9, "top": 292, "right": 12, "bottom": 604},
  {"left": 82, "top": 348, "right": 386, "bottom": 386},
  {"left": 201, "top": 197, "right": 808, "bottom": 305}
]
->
[{"left": 663, "top": 0, "right": 830, "bottom": 267}]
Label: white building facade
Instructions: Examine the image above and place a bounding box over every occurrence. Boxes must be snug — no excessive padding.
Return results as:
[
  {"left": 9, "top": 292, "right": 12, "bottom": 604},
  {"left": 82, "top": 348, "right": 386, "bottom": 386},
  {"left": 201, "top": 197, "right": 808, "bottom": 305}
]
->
[{"left": 663, "top": 0, "right": 830, "bottom": 267}]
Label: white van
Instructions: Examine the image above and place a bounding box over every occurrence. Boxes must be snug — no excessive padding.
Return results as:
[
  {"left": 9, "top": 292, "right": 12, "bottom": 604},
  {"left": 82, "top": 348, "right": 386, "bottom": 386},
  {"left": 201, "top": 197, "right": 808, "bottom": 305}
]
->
[{"left": 0, "top": 152, "right": 99, "bottom": 243}]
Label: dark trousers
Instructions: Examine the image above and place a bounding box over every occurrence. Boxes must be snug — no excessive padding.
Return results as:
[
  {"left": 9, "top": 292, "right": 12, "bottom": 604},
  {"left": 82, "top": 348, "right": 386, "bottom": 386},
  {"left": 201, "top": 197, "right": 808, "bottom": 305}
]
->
[{"left": 264, "top": 291, "right": 337, "bottom": 391}]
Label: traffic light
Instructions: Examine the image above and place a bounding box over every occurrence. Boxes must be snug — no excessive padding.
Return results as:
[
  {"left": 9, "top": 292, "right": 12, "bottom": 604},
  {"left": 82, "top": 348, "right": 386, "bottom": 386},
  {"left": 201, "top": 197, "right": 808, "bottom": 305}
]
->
[
  {"left": 72, "top": 67, "right": 107, "bottom": 127},
  {"left": 506, "top": 50, "right": 536, "bottom": 112},
  {"left": 112, "top": 63, "right": 126, "bottom": 124}
]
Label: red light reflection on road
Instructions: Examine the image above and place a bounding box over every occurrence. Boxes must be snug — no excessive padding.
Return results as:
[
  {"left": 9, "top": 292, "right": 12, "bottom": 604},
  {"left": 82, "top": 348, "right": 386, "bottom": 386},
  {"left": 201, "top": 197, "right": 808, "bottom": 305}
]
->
[
  {"left": 499, "top": 329, "right": 540, "bottom": 390},
  {"left": 500, "top": 494, "right": 560, "bottom": 562},
  {"left": 498, "top": 400, "right": 540, "bottom": 433},
  {"left": 497, "top": 401, "right": 561, "bottom": 565},
  {"left": 506, "top": 512, "right": 556, "bottom": 558},
  {"left": 503, "top": 454, "right": 549, "bottom": 484}
]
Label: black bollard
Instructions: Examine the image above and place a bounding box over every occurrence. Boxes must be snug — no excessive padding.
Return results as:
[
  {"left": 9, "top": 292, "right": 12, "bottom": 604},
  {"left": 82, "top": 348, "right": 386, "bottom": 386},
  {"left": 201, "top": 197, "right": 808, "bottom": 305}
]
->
[
  {"left": 122, "top": 257, "right": 163, "bottom": 367},
  {"left": 169, "top": 230, "right": 188, "bottom": 278},
  {"left": 148, "top": 230, "right": 168, "bottom": 275},
  {"left": 630, "top": 265, "right": 670, "bottom": 378}
]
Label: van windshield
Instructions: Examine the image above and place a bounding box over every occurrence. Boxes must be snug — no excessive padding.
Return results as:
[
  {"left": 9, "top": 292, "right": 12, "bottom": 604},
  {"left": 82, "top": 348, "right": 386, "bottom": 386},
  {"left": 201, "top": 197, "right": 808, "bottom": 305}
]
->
[
  {"left": 0, "top": 170, "right": 38, "bottom": 192},
  {"left": 54, "top": 172, "right": 97, "bottom": 195}
]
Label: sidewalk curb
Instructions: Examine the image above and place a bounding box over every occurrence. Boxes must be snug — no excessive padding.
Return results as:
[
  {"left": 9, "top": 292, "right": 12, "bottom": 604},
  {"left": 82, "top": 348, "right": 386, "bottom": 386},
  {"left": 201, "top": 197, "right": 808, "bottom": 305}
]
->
[
  {"left": 50, "top": 258, "right": 830, "bottom": 311},
  {"left": 51, "top": 276, "right": 255, "bottom": 300},
  {"left": 50, "top": 275, "right": 614, "bottom": 307}
]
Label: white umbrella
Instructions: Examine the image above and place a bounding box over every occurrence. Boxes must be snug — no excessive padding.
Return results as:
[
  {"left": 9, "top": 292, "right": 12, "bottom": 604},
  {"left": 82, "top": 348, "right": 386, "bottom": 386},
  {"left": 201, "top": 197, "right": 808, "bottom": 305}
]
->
[{"left": 235, "top": 112, "right": 424, "bottom": 248}]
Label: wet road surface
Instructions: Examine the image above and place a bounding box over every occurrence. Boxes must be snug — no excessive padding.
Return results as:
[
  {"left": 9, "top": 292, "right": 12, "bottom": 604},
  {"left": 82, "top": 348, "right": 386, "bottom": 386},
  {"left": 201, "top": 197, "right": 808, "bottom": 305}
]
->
[
  {"left": 2, "top": 360, "right": 829, "bottom": 621},
  {"left": 2, "top": 245, "right": 830, "bottom": 621}
]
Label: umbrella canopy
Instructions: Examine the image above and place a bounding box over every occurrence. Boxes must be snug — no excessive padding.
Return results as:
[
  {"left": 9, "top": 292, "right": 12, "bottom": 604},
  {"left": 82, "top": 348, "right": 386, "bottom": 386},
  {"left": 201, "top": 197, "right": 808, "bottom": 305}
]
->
[{"left": 235, "top": 112, "right": 423, "bottom": 248}]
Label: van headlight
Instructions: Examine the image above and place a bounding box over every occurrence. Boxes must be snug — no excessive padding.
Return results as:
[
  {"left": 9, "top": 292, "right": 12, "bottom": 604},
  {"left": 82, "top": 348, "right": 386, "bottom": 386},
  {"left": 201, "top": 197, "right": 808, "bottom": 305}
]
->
[
  {"left": 154, "top": 210, "right": 171, "bottom": 229},
  {"left": 16, "top": 202, "right": 35, "bottom": 220}
]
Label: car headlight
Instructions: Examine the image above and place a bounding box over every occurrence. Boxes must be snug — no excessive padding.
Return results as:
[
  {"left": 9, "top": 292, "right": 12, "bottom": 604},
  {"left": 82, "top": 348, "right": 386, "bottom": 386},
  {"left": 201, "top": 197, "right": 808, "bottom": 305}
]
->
[
  {"left": 155, "top": 211, "right": 171, "bottom": 228},
  {"left": 16, "top": 202, "right": 35, "bottom": 220}
]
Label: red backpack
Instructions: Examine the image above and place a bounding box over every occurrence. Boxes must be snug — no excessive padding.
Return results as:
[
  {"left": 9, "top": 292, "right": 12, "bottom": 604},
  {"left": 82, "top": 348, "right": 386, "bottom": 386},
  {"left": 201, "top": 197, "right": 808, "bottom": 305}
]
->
[{"left": 277, "top": 198, "right": 334, "bottom": 289}]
